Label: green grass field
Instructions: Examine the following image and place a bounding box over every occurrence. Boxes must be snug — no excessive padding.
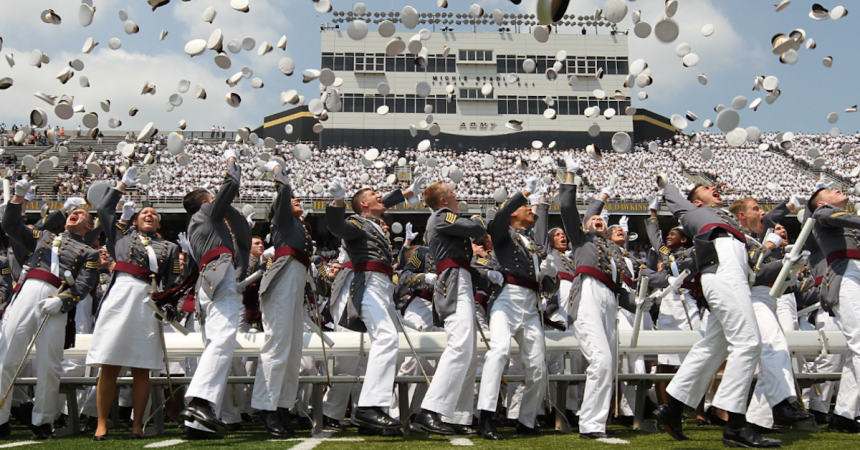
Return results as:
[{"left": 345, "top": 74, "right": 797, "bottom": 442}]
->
[{"left": 3, "top": 421, "right": 858, "bottom": 450}]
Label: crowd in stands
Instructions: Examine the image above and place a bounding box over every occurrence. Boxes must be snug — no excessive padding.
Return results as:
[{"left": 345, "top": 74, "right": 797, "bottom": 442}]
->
[{"left": 16, "top": 129, "right": 860, "bottom": 205}]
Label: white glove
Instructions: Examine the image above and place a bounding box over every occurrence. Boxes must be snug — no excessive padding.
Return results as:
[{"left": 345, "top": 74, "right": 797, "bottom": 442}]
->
[
  {"left": 789, "top": 194, "right": 806, "bottom": 211},
  {"left": 563, "top": 153, "right": 580, "bottom": 173},
  {"left": 619, "top": 216, "right": 629, "bottom": 232},
  {"left": 600, "top": 179, "right": 616, "bottom": 197},
  {"left": 25, "top": 186, "right": 36, "bottom": 202},
  {"left": 764, "top": 233, "right": 782, "bottom": 248},
  {"left": 121, "top": 201, "right": 135, "bottom": 221},
  {"left": 407, "top": 174, "right": 425, "bottom": 196},
  {"left": 783, "top": 248, "right": 810, "bottom": 272},
  {"left": 405, "top": 222, "right": 418, "bottom": 240},
  {"left": 122, "top": 165, "right": 139, "bottom": 187},
  {"left": 14, "top": 179, "right": 30, "bottom": 197},
  {"left": 528, "top": 192, "right": 542, "bottom": 206},
  {"left": 244, "top": 208, "right": 255, "bottom": 224},
  {"left": 176, "top": 232, "right": 190, "bottom": 254},
  {"left": 814, "top": 173, "right": 830, "bottom": 191},
  {"left": 648, "top": 195, "right": 660, "bottom": 211},
  {"left": 262, "top": 246, "right": 275, "bottom": 261},
  {"left": 64, "top": 196, "right": 87, "bottom": 212},
  {"left": 38, "top": 296, "right": 63, "bottom": 315},
  {"left": 424, "top": 273, "right": 437, "bottom": 285},
  {"left": 524, "top": 176, "right": 539, "bottom": 195},
  {"left": 336, "top": 247, "right": 347, "bottom": 264},
  {"left": 539, "top": 257, "right": 558, "bottom": 279},
  {"left": 264, "top": 160, "right": 280, "bottom": 173},
  {"left": 328, "top": 178, "right": 346, "bottom": 200},
  {"left": 488, "top": 270, "right": 504, "bottom": 286},
  {"left": 223, "top": 148, "right": 238, "bottom": 161},
  {"left": 301, "top": 209, "right": 310, "bottom": 219}
]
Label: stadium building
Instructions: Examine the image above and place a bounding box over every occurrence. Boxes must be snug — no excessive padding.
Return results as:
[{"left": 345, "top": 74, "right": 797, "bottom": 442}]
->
[{"left": 262, "top": 11, "right": 640, "bottom": 150}]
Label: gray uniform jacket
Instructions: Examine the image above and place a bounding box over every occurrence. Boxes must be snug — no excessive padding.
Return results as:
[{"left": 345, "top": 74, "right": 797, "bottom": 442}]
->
[
  {"left": 640, "top": 216, "right": 698, "bottom": 291},
  {"left": 259, "top": 167, "right": 313, "bottom": 295},
  {"left": 534, "top": 202, "right": 576, "bottom": 278},
  {"left": 811, "top": 204, "right": 860, "bottom": 312},
  {"left": 0, "top": 257, "right": 13, "bottom": 307},
  {"left": 425, "top": 207, "right": 487, "bottom": 325},
  {"left": 2, "top": 202, "right": 100, "bottom": 312},
  {"left": 663, "top": 183, "right": 747, "bottom": 275},
  {"left": 488, "top": 192, "right": 558, "bottom": 313},
  {"left": 326, "top": 189, "right": 406, "bottom": 332},
  {"left": 743, "top": 202, "right": 791, "bottom": 289},
  {"left": 395, "top": 246, "right": 433, "bottom": 312},
  {"left": 6, "top": 208, "right": 67, "bottom": 280},
  {"left": 99, "top": 187, "right": 182, "bottom": 292},
  {"left": 558, "top": 184, "right": 634, "bottom": 323},
  {"left": 186, "top": 160, "right": 252, "bottom": 297},
  {"left": 471, "top": 251, "right": 501, "bottom": 308}
]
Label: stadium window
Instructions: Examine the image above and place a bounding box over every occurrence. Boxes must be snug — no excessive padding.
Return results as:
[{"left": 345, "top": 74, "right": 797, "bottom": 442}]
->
[
  {"left": 616, "top": 58, "right": 629, "bottom": 75},
  {"left": 385, "top": 56, "right": 395, "bottom": 72},
  {"left": 585, "top": 56, "right": 596, "bottom": 74},
  {"left": 395, "top": 56, "right": 406, "bottom": 71},
  {"left": 498, "top": 99, "right": 507, "bottom": 114},
  {"left": 426, "top": 57, "right": 436, "bottom": 72},
  {"left": 405, "top": 97, "right": 415, "bottom": 113},
  {"left": 321, "top": 53, "right": 334, "bottom": 70},
  {"left": 345, "top": 54, "right": 355, "bottom": 71},
  {"left": 459, "top": 50, "right": 467, "bottom": 60},
  {"left": 395, "top": 97, "right": 405, "bottom": 113}
]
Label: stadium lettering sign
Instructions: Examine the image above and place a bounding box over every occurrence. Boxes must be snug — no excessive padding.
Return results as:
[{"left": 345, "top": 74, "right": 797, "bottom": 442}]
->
[{"left": 459, "top": 122, "right": 498, "bottom": 131}]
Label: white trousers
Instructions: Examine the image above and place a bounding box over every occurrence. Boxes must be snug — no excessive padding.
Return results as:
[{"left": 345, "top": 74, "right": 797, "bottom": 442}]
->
[
  {"left": 357, "top": 273, "right": 398, "bottom": 408},
  {"left": 322, "top": 270, "right": 364, "bottom": 421},
  {"left": 805, "top": 312, "right": 842, "bottom": 414},
  {"left": 0, "top": 279, "right": 67, "bottom": 426},
  {"left": 776, "top": 293, "right": 798, "bottom": 332},
  {"left": 617, "top": 307, "right": 650, "bottom": 417},
  {"left": 832, "top": 260, "right": 860, "bottom": 420},
  {"left": 58, "top": 293, "right": 95, "bottom": 417},
  {"left": 252, "top": 261, "right": 306, "bottom": 411},
  {"left": 573, "top": 276, "right": 618, "bottom": 433},
  {"left": 477, "top": 284, "right": 546, "bottom": 428},
  {"left": 422, "top": 269, "right": 477, "bottom": 425},
  {"left": 185, "top": 268, "right": 240, "bottom": 432},
  {"left": 667, "top": 237, "right": 762, "bottom": 414},
  {"left": 746, "top": 287, "right": 796, "bottom": 428}
]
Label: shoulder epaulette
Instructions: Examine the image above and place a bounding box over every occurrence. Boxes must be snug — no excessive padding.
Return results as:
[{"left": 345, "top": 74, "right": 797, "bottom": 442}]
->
[
  {"left": 477, "top": 257, "right": 489, "bottom": 266},
  {"left": 85, "top": 261, "right": 99, "bottom": 269},
  {"left": 659, "top": 245, "right": 669, "bottom": 255},
  {"left": 408, "top": 253, "right": 421, "bottom": 268},
  {"left": 348, "top": 218, "right": 362, "bottom": 228},
  {"left": 1, "top": 267, "right": 10, "bottom": 276},
  {"left": 33, "top": 229, "right": 41, "bottom": 239},
  {"left": 445, "top": 212, "right": 457, "bottom": 224},
  {"left": 831, "top": 211, "right": 849, "bottom": 218},
  {"left": 392, "top": 273, "right": 399, "bottom": 285}
]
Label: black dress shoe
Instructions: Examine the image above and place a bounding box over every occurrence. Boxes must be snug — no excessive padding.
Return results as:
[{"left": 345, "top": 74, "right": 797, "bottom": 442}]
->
[
  {"left": 354, "top": 407, "right": 402, "bottom": 430},
  {"left": 772, "top": 401, "right": 813, "bottom": 425},
  {"left": 412, "top": 409, "right": 454, "bottom": 435},
  {"left": 81, "top": 415, "right": 98, "bottom": 434},
  {"left": 357, "top": 425, "right": 403, "bottom": 437},
  {"left": 259, "top": 410, "right": 290, "bottom": 437},
  {"left": 31, "top": 423, "right": 55, "bottom": 440},
  {"left": 706, "top": 407, "right": 728, "bottom": 427},
  {"left": 0, "top": 421, "right": 10, "bottom": 439},
  {"left": 565, "top": 410, "right": 579, "bottom": 429},
  {"left": 479, "top": 411, "right": 502, "bottom": 440},
  {"left": 323, "top": 415, "right": 343, "bottom": 431},
  {"left": 654, "top": 404, "right": 689, "bottom": 441},
  {"left": 723, "top": 425, "right": 782, "bottom": 448},
  {"left": 93, "top": 433, "right": 108, "bottom": 441},
  {"left": 515, "top": 421, "right": 543, "bottom": 436},
  {"left": 180, "top": 398, "right": 226, "bottom": 431},
  {"left": 241, "top": 412, "right": 253, "bottom": 423},
  {"left": 277, "top": 408, "right": 296, "bottom": 434},
  {"left": 580, "top": 432, "right": 610, "bottom": 439},
  {"left": 182, "top": 426, "right": 224, "bottom": 440},
  {"left": 828, "top": 414, "right": 860, "bottom": 434},
  {"left": 811, "top": 410, "right": 829, "bottom": 425},
  {"left": 224, "top": 422, "right": 243, "bottom": 432},
  {"left": 130, "top": 434, "right": 146, "bottom": 440},
  {"left": 54, "top": 414, "right": 70, "bottom": 429},
  {"left": 751, "top": 423, "right": 782, "bottom": 435},
  {"left": 449, "top": 423, "right": 479, "bottom": 436},
  {"left": 11, "top": 403, "right": 33, "bottom": 426}
]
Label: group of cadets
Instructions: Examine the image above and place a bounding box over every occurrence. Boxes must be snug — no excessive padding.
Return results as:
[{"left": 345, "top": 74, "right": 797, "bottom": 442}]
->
[{"left": 0, "top": 147, "right": 855, "bottom": 448}]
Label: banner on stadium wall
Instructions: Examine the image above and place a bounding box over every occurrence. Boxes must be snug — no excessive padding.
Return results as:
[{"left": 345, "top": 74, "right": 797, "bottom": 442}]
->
[{"left": 309, "top": 200, "right": 655, "bottom": 214}]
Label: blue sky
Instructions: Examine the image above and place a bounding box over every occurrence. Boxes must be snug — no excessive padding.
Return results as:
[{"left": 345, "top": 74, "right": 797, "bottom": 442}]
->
[{"left": 0, "top": 0, "right": 856, "bottom": 135}]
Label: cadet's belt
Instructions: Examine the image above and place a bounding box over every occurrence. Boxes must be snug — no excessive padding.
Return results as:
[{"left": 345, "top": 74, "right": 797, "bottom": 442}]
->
[
  {"left": 700, "top": 223, "right": 747, "bottom": 244},
  {"left": 354, "top": 261, "right": 394, "bottom": 279},
  {"left": 503, "top": 273, "right": 540, "bottom": 292},
  {"left": 113, "top": 261, "right": 161, "bottom": 284},
  {"left": 200, "top": 246, "right": 234, "bottom": 271},
  {"left": 436, "top": 258, "right": 470, "bottom": 275},
  {"left": 558, "top": 271, "right": 574, "bottom": 282},
  {"left": 413, "top": 289, "right": 433, "bottom": 300},
  {"left": 342, "top": 262, "right": 354, "bottom": 270},
  {"left": 475, "top": 293, "right": 489, "bottom": 307},
  {"left": 814, "top": 276, "right": 823, "bottom": 287},
  {"left": 622, "top": 274, "right": 633, "bottom": 288},
  {"left": 826, "top": 249, "right": 860, "bottom": 266},
  {"left": 24, "top": 268, "right": 63, "bottom": 289},
  {"left": 274, "top": 246, "right": 311, "bottom": 268},
  {"left": 574, "top": 266, "right": 617, "bottom": 292}
]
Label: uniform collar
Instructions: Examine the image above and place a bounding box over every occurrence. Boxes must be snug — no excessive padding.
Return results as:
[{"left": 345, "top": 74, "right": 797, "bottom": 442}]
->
[{"left": 64, "top": 230, "right": 85, "bottom": 243}]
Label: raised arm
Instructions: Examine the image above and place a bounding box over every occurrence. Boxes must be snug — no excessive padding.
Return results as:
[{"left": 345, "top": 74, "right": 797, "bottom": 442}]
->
[
  {"left": 762, "top": 201, "right": 791, "bottom": 233},
  {"left": 98, "top": 187, "right": 123, "bottom": 257},
  {"left": 269, "top": 163, "right": 295, "bottom": 227},
  {"left": 2, "top": 198, "right": 38, "bottom": 252},
  {"left": 210, "top": 158, "right": 241, "bottom": 222},
  {"left": 533, "top": 201, "right": 550, "bottom": 250},
  {"left": 813, "top": 205, "right": 860, "bottom": 230},
  {"left": 488, "top": 192, "right": 528, "bottom": 246},
  {"left": 558, "top": 183, "right": 584, "bottom": 246},
  {"left": 663, "top": 183, "right": 697, "bottom": 220}
]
